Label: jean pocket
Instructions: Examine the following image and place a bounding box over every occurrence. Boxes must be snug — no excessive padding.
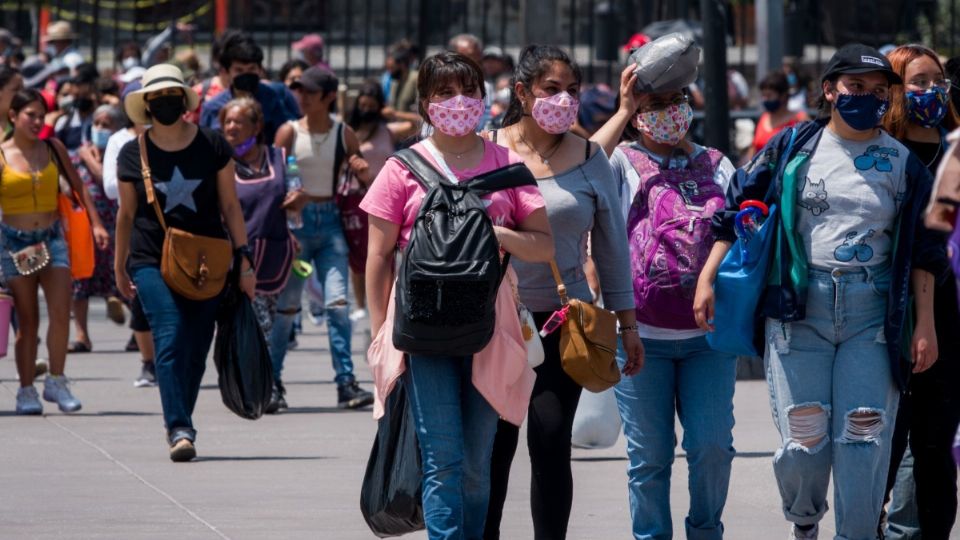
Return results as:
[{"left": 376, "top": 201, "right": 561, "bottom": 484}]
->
[
  {"left": 868, "top": 277, "right": 891, "bottom": 298},
  {"left": 766, "top": 318, "right": 791, "bottom": 355}
]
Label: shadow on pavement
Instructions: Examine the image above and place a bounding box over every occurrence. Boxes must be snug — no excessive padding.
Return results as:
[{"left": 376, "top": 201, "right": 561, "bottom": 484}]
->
[
  {"left": 282, "top": 406, "right": 372, "bottom": 414},
  {"left": 193, "top": 455, "right": 330, "bottom": 462},
  {"left": 64, "top": 411, "right": 161, "bottom": 417}
]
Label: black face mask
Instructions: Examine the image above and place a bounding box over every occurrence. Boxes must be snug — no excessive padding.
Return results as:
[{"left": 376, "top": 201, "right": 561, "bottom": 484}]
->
[
  {"left": 75, "top": 96, "right": 95, "bottom": 113},
  {"left": 232, "top": 72, "right": 260, "bottom": 94},
  {"left": 389, "top": 68, "right": 405, "bottom": 80},
  {"left": 146, "top": 95, "right": 186, "bottom": 126},
  {"left": 357, "top": 110, "right": 381, "bottom": 124}
]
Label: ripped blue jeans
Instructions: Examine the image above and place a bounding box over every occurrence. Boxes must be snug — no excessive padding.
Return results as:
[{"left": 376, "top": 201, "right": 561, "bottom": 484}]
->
[{"left": 765, "top": 264, "right": 899, "bottom": 540}]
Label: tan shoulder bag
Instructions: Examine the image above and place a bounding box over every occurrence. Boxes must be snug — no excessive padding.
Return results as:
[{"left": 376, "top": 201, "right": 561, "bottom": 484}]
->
[
  {"left": 549, "top": 260, "right": 620, "bottom": 392},
  {"left": 139, "top": 133, "right": 232, "bottom": 301}
]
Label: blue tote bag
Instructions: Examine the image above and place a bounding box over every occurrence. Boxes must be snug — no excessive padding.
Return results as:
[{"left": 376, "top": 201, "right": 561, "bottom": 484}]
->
[
  {"left": 706, "top": 128, "right": 797, "bottom": 356},
  {"left": 706, "top": 203, "right": 779, "bottom": 356}
]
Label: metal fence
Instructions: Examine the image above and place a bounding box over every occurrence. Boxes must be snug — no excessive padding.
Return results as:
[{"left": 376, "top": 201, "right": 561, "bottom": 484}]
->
[{"left": 2, "top": 1, "right": 960, "bottom": 86}]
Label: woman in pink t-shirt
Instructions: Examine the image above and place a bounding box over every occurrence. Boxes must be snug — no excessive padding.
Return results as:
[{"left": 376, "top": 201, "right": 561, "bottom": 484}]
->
[{"left": 361, "top": 52, "right": 554, "bottom": 540}]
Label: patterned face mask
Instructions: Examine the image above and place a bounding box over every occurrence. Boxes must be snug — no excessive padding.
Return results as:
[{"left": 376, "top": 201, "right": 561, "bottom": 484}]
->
[
  {"left": 531, "top": 91, "right": 580, "bottom": 134},
  {"left": 906, "top": 87, "right": 949, "bottom": 129},
  {"left": 427, "top": 94, "right": 485, "bottom": 137},
  {"left": 635, "top": 102, "right": 693, "bottom": 146}
]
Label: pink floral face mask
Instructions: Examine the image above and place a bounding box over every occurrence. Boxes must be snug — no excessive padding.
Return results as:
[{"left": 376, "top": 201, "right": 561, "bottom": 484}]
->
[
  {"left": 531, "top": 91, "right": 580, "bottom": 134},
  {"left": 635, "top": 102, "right": 693, "bottom": 146},
  {"left": 427, "top": 94, "right": 485, "bottom": 137}
]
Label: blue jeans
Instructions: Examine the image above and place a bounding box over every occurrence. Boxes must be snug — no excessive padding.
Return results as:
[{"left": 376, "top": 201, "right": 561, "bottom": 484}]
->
[
  {"left": 131, "top": 266, "right": 220, "bottom": 443},
  {"left": 404, "top": 355, "right": 499, "bottom": 540},
  {"left": 614, "top": 335, "right": 737, "bottom": 540},
  {"left": 268, "top": 202, "right": 353, "bottom": 384},
  {"left": 765, "top": 265, "right": 899, "bottom": 539},
  {"left": 885, "top": 446, "right": 921, "bottom": 539}
]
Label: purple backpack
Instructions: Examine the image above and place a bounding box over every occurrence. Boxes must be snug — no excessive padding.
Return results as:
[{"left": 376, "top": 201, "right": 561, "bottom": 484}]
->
[{"left": 622, "top": 146, "right": 726, "bottom": 329}]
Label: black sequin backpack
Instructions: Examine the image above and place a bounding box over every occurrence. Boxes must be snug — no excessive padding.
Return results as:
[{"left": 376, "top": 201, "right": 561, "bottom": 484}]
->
[{"left": 391, "top": 148, "right": 536, "bottom": 356}]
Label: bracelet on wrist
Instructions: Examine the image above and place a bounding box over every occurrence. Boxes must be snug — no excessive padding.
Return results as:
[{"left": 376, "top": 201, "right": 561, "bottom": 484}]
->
[{"left": 618, "top": 325, "right": 638, "bottom": 335}]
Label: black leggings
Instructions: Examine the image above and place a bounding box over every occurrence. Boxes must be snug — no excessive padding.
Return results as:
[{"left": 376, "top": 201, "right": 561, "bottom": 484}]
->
[{"left": 484, "top": 311, "right": 583, "bottom": 540}]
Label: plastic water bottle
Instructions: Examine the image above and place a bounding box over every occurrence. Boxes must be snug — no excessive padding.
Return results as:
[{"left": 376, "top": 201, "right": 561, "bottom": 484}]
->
[{"left": 285, "top": 155, "right": 303, "bottom": 230}]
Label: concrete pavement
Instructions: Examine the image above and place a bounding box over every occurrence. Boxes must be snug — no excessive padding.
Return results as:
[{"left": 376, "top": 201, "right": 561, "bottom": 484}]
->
[{"left": 1, "top": 299, "right": 956, "bottom": 539}]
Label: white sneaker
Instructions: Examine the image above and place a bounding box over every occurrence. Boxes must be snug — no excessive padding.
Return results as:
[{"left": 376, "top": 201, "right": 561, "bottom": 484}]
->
[
  {"left": 349, "top": 308, "right": 368, "bottom": 322},
  {"left": 42, "top": 375, "right": 82, "bottom": 412},
  {"left": 790, "top": 523, "right": 818, "bottom": 540},
  {"left": 15, "top": 386, "right": 43, "bottom": 415}
]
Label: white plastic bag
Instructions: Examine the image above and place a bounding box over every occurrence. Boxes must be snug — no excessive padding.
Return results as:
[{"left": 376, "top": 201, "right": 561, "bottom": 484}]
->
[
  {"left": 519, "top": 303, "right": 544, "bottom": 369},
  {"left": 571, "top": 386, "right": 622, "bottom": 449}
]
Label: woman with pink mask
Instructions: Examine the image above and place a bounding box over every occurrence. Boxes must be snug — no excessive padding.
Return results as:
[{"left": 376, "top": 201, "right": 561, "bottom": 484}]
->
[
  {"left": 482, "top": 45, "right": 641, "bottom": 540},
  {"left": 362, "top": 51, "right": 554, "bottom": 540}
]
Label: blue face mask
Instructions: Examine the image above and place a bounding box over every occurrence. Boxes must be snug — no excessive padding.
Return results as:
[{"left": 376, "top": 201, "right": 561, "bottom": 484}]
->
[
  {"left": 787, "top": 73, "right": 798, "bottom": 87},
  {"left": 906, "top": 87, "right": 949, "bottom": 128},
  {"left": 834, "top": 92, "right": 889, "bottom": 131},
  {"left": 90, "top": 127, "right": 112, "bottom": 149},
  {"left": 762, "top": 99, "right": 782, "bottom": 113}
]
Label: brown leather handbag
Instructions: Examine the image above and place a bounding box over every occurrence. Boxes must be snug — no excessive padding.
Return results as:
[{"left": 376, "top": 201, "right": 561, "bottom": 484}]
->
[
  {"left": 138, "top": 134, "right": 232, "bottom": 301},
  {"left": 549, "top": 260, "right": 620, "bottom": 392}
]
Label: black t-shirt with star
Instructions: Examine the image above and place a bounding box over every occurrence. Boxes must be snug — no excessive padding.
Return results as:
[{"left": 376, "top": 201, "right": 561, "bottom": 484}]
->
[{"left": 118, "top": 127, "right": 233, "bottom": 270}]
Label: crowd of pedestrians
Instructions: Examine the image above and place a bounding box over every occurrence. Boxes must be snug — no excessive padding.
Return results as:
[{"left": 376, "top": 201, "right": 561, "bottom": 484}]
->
[{"left": 0, "top": 18, "right": 957, "bottom": 540}]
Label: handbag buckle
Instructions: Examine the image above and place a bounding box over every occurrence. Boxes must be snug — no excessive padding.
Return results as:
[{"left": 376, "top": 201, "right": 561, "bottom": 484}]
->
[{"left": 196, "top": 254, "right": 209, "bottom": 288}]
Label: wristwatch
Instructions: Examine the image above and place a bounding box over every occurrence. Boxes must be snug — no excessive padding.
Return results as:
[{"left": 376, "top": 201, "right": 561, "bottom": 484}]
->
[{"left": 234, "top": 245, "right": 254, "bottom": 268}]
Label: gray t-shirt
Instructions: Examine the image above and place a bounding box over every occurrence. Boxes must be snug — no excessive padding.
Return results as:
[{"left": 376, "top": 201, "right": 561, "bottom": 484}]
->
[
  {"left": 796, "top": 128, "right": 908, "bottom": 268},
  {"left": 511, "top": 149, "right": 635, "bottom": 313}
]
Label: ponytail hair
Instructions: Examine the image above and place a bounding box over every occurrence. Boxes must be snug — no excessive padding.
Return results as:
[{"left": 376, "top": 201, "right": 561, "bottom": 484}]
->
[{"left": 501, "top": 45, "right": 582, "bottom": 128}]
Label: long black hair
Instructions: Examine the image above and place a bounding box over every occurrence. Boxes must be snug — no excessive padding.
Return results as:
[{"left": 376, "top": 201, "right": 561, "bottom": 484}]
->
[
  {"left": 501, "top": 45, "right": 582, "bottom": 127},
  {"left": 10, "top": 88, "right": 47, "bottom": 116},
  {"left": 348, "top": 81, "right": 386, "bottom": 131},
  {"left": 0, "top": 65, "right": 19, "bottom": 91}
]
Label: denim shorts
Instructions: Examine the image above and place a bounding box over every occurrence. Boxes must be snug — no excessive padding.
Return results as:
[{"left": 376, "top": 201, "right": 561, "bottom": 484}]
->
[{"left": 0, "top": 222, "right": 70, "bottom": 280}]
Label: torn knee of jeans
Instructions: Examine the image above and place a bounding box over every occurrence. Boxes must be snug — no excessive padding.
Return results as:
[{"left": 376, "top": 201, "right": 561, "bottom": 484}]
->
[
  {"left": 277, "top": 307, "right": 301, "bottom": 315},
  {"left": 326, "top": 299, "right": 348, "bottom": 309},
  {"left": 839, "top": 408, "right": 884, "bottom": 444},
  {"left": 785, "top": 403, "right": 830, "bottom": 452}
]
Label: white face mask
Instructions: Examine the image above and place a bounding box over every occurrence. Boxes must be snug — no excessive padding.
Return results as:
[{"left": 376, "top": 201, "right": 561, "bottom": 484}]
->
[{"left": 121, "top": 56, "right": 140, "bottom": 71}]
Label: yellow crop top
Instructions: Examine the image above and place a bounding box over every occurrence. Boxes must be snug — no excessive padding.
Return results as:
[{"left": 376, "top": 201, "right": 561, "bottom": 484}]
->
[{"left": 0, "top": 149, "right": 59, "bottom": 215}]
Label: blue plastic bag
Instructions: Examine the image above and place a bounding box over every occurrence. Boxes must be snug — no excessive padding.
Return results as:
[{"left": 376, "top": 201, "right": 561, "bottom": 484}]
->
[{"left": 706, "top": 204, "right": 778, "bottom": 356}]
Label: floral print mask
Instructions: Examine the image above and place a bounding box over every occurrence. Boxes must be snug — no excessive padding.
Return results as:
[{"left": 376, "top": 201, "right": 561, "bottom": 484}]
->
[
  {"left": 427, "top": 94, "right": 485, "bottom": 137},
  {"left": 636, "top": 102, "right": 693, "bottom": 146},
  {"left": 531, "top": 91, "right": 580, "bottom": 134}
]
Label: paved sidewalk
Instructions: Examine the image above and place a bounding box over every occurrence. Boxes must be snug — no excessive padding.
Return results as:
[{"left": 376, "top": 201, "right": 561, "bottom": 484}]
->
[{"left": 0, "top": 300, "right": 956, "bottom": 539}]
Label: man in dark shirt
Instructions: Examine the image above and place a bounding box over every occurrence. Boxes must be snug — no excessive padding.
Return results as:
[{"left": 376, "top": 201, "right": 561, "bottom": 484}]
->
[{"left": 199, "top": 33, "right": 299, "bottom": 141}]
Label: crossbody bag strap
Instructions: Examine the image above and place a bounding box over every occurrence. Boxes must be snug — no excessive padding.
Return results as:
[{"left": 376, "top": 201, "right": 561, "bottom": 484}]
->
[
  {"left": 548, "top": 259, "right": 568, "bottom": 304},
  {"left": 137, "top": 133, "right": 167, "bottom": 231}
]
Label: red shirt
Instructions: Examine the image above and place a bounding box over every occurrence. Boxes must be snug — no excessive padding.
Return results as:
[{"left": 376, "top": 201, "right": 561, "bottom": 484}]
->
[{"left": 752, "top": 111, "right": 806, "bottom": 154}]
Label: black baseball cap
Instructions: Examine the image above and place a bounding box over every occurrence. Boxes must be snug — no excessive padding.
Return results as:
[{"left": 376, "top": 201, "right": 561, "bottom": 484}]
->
[
  {"left": 289, "top": 66, "right": 338, "bottom": 94},
  {"left": 821, "top": 43, "right": 903, "bottom": 85}
]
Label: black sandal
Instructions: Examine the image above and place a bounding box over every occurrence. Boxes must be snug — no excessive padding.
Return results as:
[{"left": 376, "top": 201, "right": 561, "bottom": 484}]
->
[{"left": 68, "top": 341, "right": 92, "bottom": 353}]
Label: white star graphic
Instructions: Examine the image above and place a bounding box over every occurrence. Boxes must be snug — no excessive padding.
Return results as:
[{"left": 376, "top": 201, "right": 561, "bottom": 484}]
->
[{"left": 154, "top": 166, "right": 202, "bottom": 213}]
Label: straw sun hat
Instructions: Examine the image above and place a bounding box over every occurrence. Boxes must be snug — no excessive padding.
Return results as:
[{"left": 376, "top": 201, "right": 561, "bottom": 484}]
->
[{"left": 123, "top": 64, "right": 199, "bottom": 125}]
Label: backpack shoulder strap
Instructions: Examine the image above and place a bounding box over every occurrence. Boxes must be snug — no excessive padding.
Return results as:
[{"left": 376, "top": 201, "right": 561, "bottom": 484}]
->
[
  {"left": 392, "top": 147, "right": 448, "bottom": 191},
  {"left": 332, "top": 122, "right": 346, "bottom": 178},
  {"left": 468, "top": 163, "right": 537, "bottom": 194}
]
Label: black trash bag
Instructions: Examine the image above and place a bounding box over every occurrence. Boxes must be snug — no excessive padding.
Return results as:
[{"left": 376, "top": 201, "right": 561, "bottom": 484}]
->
[
  {"left": 213, "top": 283, "right": 274, "bottom": 420},
  {"left": 360, "top": 379, "right": 424, "bottom": 537}
]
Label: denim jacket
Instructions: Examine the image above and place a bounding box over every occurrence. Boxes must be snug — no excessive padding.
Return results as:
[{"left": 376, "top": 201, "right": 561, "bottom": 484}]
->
[{"left": 712, "top": 119, "right": 948, "bottom": 389}]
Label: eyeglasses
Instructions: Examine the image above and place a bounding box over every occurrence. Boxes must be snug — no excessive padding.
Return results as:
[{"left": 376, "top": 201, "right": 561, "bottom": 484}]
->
[
  {"left": 906, "top": 78, "right": 952, "bottom": 92},
  {"left": 638, "top": 94, "right": 688, "bottom": 113}
]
